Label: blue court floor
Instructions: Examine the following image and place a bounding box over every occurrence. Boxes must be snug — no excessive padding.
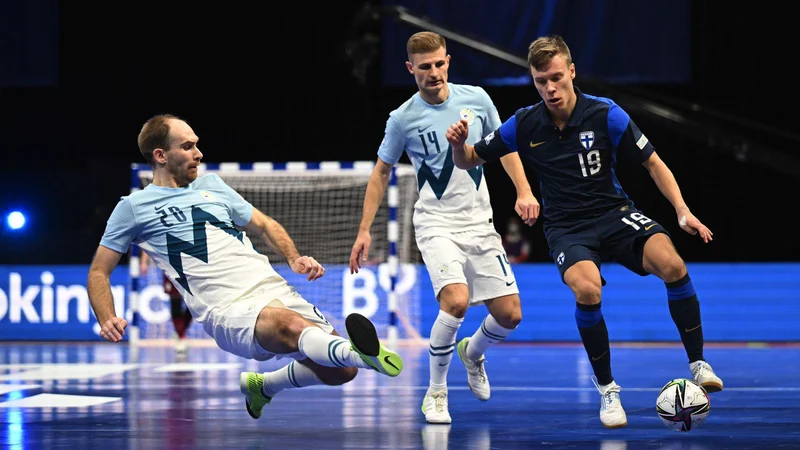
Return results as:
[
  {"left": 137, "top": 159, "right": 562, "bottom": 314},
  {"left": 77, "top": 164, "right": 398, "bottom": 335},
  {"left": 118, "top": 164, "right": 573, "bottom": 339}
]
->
[{"left": 0, "top": 341, "right": 798, "bottom": 449}]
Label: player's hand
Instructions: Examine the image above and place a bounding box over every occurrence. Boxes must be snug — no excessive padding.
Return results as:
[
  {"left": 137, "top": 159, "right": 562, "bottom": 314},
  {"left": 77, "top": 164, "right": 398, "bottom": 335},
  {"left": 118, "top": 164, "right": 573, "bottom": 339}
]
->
[
  {"left": 292, "top": 256, "right": 326, "bottom": 281},
  {"left": 445, "top": 119, "right": 469, "bottom": 147},
  {"left": 515, "top": 191, "right": 540, "bottom": 226},
  {"left": 677, "top": 209, "right": 713, "bottom": 243},
  {"left": 349, "top": 231, "right": 372, "bottom": 274},
  {"left": 99, "top": 317, "right": 128, "bottom": 343}
]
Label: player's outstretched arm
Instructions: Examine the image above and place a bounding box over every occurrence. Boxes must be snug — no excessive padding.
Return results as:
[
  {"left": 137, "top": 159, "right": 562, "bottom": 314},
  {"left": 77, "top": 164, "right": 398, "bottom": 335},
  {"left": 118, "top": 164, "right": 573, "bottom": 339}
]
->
[
  {"left": 642, "top": 152, "right": 713, "bottom": 243},
  {"left": 88, "top": 245, "right": 128, "bottom": 342},
  {"left": 499, "top": 152, "right": 540, "bottom": 226},
  {"left": 349, "top": 158, "right": 393, "bottom": 274},
  {"left": 245, "top": 208, "right": 325, "bottom": 281},
  {"left": 446, "top": 119, "right": 486, "bottom": 170}
]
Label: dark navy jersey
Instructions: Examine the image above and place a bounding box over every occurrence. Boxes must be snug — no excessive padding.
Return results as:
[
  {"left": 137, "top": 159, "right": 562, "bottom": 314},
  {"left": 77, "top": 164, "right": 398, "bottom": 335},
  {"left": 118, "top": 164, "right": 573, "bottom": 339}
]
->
[{"left": 474, "top": 87, "right": 655, "bottom": 224}]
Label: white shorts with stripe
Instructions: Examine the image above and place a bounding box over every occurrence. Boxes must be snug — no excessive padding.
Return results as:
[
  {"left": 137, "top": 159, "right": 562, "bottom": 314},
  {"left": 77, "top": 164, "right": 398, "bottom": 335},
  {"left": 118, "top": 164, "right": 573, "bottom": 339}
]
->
[
  {"left": 203, "top": 283, "right": 334, "bottom": 362},
  {"left": 417, "top": 228, "right": 519, "bottom": 306}
]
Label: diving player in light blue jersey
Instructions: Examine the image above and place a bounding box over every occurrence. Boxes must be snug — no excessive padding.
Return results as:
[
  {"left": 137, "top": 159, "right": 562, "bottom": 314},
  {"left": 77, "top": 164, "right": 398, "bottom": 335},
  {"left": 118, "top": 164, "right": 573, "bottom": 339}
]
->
[
  {"left": 349, "top": 32, "right": 540, "bottom": 424},
  {"left": 88, "top": 114, "right": 404, "bottom": 420}
]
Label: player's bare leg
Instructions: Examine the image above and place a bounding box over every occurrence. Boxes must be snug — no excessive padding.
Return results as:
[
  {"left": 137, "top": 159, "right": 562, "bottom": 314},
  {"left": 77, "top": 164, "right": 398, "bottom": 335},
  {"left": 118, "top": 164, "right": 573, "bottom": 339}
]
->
[
  {"left": 249, "top": 307, "right": 402, "bottom": 375},
  {"left": 240, "top": 308, "right": 402, "bottom": 419},
  {"left": 457, "top": 293, "right": 521, "bottom": 401},
  {"left": 643, "top": 233, "right": 723, "bottom": 392},
  {"left": 240, "top": 330, "right": 358, "bottom": 419}
]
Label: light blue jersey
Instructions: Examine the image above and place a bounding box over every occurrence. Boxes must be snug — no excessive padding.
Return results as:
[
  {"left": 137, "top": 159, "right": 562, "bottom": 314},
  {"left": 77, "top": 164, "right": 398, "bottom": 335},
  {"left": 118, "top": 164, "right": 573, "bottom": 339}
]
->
[
  {"left": 100, "top": 173, "right": 293, "bottom": 324},
  {"left": 378, "top": 83, "right": 502, "bottom": 235}
]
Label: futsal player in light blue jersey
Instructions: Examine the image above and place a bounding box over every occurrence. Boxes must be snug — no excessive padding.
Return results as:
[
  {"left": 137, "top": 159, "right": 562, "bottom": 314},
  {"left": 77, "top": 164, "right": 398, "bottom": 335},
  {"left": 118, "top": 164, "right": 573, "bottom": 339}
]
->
[
  {"left": 349, "top": 32, "right": 540, "bottom": 424},
  {"left": 88, "top": 114, "right": 404, "bottom": 420}
]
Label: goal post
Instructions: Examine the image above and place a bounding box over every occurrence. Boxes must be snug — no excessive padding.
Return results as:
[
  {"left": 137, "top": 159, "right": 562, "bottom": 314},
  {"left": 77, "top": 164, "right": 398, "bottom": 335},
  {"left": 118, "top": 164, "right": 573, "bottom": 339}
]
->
[{"left": 127, "top": 161, "right": 423, "bottom": 349}]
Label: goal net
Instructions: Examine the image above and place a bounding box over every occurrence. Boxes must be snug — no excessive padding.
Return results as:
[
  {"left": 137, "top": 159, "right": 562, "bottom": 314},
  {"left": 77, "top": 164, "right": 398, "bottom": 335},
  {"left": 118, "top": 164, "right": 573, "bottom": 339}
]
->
[{"left": 128, "top": 161, "right": 423, "bottom": 346}]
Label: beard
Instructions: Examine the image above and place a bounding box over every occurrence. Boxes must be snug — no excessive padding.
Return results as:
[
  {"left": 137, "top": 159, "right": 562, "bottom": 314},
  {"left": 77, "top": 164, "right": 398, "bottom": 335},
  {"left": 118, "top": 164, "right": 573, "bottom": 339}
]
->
[{"left": 168, "top": 161, "right": 197, "bottom": 186}]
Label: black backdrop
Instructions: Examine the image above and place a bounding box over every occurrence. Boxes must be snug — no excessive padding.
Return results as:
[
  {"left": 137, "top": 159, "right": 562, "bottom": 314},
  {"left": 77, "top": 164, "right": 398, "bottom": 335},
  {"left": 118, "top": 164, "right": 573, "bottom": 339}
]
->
[{"left": 0, "top": 2, "right": 796, "bottom": 265}]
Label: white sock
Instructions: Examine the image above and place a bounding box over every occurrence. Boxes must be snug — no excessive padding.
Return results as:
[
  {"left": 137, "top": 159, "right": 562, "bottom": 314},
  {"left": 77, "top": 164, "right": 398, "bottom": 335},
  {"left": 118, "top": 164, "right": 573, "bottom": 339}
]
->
[
  {"left": 297, "top": 327, "right": 369, "bottom": 369},
  {"left": 465, "top": 314, "right": 515, "bottom": 361},
  {"left": 429, "top": 310, "right": 463, "bottom": 389},
  {"left": 262, "top": 360, "right": 323, "bottom": 397}
]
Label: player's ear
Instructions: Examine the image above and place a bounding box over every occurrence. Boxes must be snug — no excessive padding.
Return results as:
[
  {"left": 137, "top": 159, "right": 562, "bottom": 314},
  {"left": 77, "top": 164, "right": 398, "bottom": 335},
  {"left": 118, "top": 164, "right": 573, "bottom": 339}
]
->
[
  {"left": 153, "top": 148, "right": 168, "bottom": 165},
  {"left": 405, "top": 61, "right": 413, "bottom": 74},
  {"left": 570, "top": 63, "right": 576, "bottom": 80}
]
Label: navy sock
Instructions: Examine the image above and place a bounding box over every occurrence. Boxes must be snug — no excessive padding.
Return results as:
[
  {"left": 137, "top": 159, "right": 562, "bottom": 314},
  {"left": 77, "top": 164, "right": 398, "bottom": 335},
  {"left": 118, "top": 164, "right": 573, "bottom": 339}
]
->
[
  {"left": 667, "top": 274, "right": 704, "bottom": 363},
  {"left": 576, "top": 302, "right": 613, "bottom": 385}
]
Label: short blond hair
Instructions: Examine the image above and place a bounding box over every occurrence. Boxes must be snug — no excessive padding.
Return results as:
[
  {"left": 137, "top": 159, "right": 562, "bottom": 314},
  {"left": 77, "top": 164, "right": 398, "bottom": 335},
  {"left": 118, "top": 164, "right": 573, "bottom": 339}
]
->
[
  {"left": 527, "top": 35, "right": 572, "bottom": 70},
  {"left": 407, "top": 31, "right": 446, "bottom": 59}
]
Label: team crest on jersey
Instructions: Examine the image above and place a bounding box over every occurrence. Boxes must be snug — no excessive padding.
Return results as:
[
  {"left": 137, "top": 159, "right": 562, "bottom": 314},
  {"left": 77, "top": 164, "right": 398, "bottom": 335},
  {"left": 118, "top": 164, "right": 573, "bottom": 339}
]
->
[
  {"left": 199, "top": 191, "right": 216, "bottom": 201},
  {"left": 484, "top": 131, "right": 495, "bottom": 145},
  {"left": 459, "top": 108, "right": 475, "bottom": 126},
  {"left": 579, "top": 131, "right": 595, "bottom": 150}
]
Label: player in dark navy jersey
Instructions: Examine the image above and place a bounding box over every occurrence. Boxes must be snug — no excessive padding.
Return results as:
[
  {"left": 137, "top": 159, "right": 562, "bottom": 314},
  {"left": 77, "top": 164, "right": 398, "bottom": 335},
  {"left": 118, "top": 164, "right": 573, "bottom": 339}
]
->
[{"left": 445, "top": 35, "right": 723, "bottom": 429}]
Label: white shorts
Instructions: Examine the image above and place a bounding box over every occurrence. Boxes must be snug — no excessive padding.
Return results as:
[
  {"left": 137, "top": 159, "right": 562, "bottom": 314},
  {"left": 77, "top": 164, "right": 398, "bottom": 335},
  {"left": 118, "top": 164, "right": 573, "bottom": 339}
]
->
[
  {"left": 203, "top": 284, "right": 334, "bottom": 361},
  {"left": 417, "top": 229, "right": 519, "bottom": 306}
]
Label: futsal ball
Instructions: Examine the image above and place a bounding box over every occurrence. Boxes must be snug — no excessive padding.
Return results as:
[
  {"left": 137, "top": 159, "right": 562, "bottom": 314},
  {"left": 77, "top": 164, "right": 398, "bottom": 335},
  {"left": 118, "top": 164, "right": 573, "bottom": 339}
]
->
[{"left": 656, "top": 378, "right": 710, "bottom": 432}]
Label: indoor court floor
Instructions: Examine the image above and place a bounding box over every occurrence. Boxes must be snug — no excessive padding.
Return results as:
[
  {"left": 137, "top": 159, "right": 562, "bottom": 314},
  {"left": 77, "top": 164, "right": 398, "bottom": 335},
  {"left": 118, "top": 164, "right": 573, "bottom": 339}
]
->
[{"left": 0, "top": 341, "right": 798, "bottom": 449}]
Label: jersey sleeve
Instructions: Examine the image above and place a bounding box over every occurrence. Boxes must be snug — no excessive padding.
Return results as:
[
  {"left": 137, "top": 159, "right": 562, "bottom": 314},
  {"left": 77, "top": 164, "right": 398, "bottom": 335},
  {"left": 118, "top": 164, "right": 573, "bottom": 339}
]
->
[
  {"left": 376, "top": 115, "right": 405, "bottom": 165},
  {"left": 473, "top": 112, "right": 519, "bottom": 163},
  {"left": 607, "top": 103, "right": 655, "bottom": 164},
  {"left": 210, "top": 174, "right": 254, "bottom": 226},
  {"left": 99, "top": 197, "right": 139, "bottom": 254}
]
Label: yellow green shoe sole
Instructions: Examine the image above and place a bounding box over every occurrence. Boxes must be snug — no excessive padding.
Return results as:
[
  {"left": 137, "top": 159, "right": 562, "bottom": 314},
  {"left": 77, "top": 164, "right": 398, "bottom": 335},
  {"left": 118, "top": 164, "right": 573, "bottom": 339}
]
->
[{"left": 345, "top": 313, "right": 403, "bottom": 377}]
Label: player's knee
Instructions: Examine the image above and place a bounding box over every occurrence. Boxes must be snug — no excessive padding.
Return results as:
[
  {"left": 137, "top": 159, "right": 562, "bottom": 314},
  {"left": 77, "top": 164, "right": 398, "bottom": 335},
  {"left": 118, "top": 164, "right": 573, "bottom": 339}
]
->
[
  {"left": 319, "top": 367, "right": 358, "bottom": 386},
  {"left": 440, "top": 296, "right": 468, "bottom": 318},
  {"left": 438, "top": 285, "right": 469, "bottom": 318},
  {"left": 278, "top": 314, "right": 311, "bottom": 347},
  {"left": 571, "top": 279, "right": 601, "bottom": 304},
  {"left": 493, "top": 309, "right": 522, "bottom": 329},
  {"left": 660, "top": 257, "right": 687, "bottom": 283},
  {"left": 256, "top": 307, "right": 308, "bottom": 351}
]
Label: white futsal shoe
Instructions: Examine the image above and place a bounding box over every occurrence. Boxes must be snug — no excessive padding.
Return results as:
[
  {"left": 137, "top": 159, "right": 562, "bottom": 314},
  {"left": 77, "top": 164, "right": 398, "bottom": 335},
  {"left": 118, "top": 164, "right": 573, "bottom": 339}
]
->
[
  {"left": 592, "top": 376, "right": 628, "bottom": 429},
  {"left": 456, "top": 338, "right": 490, "bottom": 401},
  {"left": 421, "top": 390, "right": 451, "bottom": 424},
  {"left": 691, "top": 360, "right": 723, "bottom": 393}
]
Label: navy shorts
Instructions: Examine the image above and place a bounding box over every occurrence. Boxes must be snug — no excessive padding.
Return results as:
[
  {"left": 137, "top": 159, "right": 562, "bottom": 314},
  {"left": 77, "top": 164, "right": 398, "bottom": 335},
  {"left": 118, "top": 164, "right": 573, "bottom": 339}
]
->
[{"left": 544, "top": 205, "right": 670, "bottom": 284}]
